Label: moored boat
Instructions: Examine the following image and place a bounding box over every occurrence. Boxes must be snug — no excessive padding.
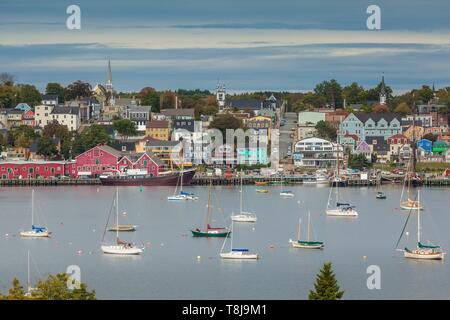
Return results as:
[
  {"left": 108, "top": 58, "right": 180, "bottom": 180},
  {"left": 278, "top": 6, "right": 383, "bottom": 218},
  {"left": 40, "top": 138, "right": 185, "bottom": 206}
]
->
[{"left": 100, "top": 168, "right": 196, "bottom": 186}]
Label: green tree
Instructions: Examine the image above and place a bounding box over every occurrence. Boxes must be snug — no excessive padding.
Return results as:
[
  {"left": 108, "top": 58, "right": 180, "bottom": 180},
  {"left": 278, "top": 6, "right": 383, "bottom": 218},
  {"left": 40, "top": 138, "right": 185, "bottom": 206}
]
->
[
  {"left": 65, "top": 80, "right": 92, "bottom": 100},
  {"left": 314, "top": 79, "right": 343, "bottom": 109},
  {"left": 342, "top": 82, "right": 366, "bottom": 105},
  {"left": 415, "top": 85, "right": 434, "bottom": 103},
  {"left": 394, "top": 102, "right": 411, "bottom": 115},
  {"left": 0, "top": 133, "right": 6, "bottom": 152},
  {"left": 2, "top": 278, "right": 26, "bottom": 300},
  {"left": 348, "top": 153, "right": 370, "bottom": 170},
  {"left": 315, "top": 120, "right": 337, "bottom": 141},
  {"left": 0, "top": 274, "right": 96, "bottom": 300},
  {"left": 15, "top": 133, "right": 31, "bottom": 148},
  {"left": 37, "top": 136, "right": 58, "bottom": 159},
  {"left": 43, "top": 120, "right": 70, "bottom": 142},
  {"left": 113, "top": 118, "right": 137, "bottom": 138},
  {"left": 17, "top": 84, "right": 42, "bottom": 106},
  {"left": 45, "top": 82, "right": 66, "bottom": 103},
  {"left": 309, "top": 262, "right": 344, "bottom": 300},
  {"left": 10, "top": 125, "right": 37, "bottom": 147},
  {"left": 139, "top": 87, "right": 160, "bottom": 112},
  {"left": 0, "top": 83, "right": 20, "bottom": 108},
  {"left": 72, "top": 125, "right": 110, "bottom": 156}
]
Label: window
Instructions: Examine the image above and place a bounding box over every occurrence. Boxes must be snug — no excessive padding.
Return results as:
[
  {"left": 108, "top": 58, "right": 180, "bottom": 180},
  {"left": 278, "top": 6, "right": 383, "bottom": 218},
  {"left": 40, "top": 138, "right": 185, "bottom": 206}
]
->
[
  {"left": 143, "top": 160, "right": 148, "bottom": 166},
  {"left": 95, "top": 158, "right": 100, "bottom": 164}
]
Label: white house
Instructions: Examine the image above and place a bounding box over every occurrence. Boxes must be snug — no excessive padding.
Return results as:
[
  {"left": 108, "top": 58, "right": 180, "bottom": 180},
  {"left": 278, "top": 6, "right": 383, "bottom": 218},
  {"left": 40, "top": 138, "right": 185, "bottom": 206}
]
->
[
  {"left": 293, "top": 137, "right": 342, "bottom": 168},
  {"left": 34, "top": 105, "right": 80, "bottom": 131}
]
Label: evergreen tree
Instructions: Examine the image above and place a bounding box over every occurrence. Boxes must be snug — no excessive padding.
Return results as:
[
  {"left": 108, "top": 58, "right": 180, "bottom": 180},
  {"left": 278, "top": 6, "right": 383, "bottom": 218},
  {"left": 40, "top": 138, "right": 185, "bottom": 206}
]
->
[{"left": 309, "top": 262, "right": 344, "bottom": 300}]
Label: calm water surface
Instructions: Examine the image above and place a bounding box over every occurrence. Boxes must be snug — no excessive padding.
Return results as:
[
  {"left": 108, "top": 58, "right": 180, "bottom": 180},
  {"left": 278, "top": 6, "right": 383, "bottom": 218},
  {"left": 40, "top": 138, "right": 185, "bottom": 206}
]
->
[{"left": 0, "top": 184, "right": 449, "bottom": 299}]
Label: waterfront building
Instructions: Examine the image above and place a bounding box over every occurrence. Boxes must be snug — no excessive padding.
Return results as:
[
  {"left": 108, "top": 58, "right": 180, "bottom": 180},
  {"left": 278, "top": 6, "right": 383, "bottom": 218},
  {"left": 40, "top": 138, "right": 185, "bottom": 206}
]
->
[
  {"left": 432, "top": 140, "right": 448, "bottom": 155},
  {"left": 417, "top": 139, "right": 433, "bottom": 154},
  {"left": 293, "top": 137, "right": 341, "bottom": 168},
  {"left": 245, "top": 116, "right": 272, "bottom": 139},
  {"left": 74, "top": 144, "right": 162, "bottom": 178},
  {"left": 354, "top": 141, "right": 372, "bottom": 161},
  {"left": 403, "top": 114, "right": 432, "bottom": 127},
  {"left": 325, "top": 109, "right": 349, "bottom": 129},
  {"left": 136, "top": 137, "right": 182, "bottom": 166},
  {"left": 0, "top": 160, "right": 68, "bottom": 179},
  {"left": 403, "top": 125, "right": 424, "bottom": 141},
  {"left": 387, "top": 134, "right": 410, "bottom": 162},
  {"left": 297, "top": 123, "right": 317, "bottom": 140}
]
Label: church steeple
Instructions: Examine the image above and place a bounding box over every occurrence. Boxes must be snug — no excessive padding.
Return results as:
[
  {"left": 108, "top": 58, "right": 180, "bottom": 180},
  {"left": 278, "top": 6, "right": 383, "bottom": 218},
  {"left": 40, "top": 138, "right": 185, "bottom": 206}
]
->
[
  {"left": 106, "top": 58, "right": 115, "bottom": 106},
  {"left": 379, "top": 74, "right": 387, "bottom": 105},
  {"left": 216, "top": 80, "right": 226, "bottom": 110}
]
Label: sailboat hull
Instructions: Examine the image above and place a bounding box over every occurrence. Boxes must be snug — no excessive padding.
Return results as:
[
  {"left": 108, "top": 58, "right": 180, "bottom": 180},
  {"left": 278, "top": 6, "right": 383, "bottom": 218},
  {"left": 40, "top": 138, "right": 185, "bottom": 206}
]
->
[
  {"left": 400, "top": 201, "right": 424, "bottom": 210},
  {"left": 326, "top": 209, "right": 358, "bottom": 217},
  {"left": 101, "top": 245, "right": 142, "bottom": 255},
  {"left": 280, "top": 192, "right": 294, "bottom": 197},
  {"left": 191, "top": 229, "right": 230, "bottom": 237},
  {"left": 20, "top": 231, "right": 50, "bottom": 238},
  {"left": 404, "top": 249, "right": 444, "bottom": 260},
  {"left": 290, "top": 240, "right": 324, "bottom": 249},
  {"left": 220, "top": 252, "right": 258, "bottom": 259},
  {"left": 230, "top": 214, "right": 257, "bottom": 222},
  {"left": 108, "top": 225, "right": 136, "bottom": 232}
]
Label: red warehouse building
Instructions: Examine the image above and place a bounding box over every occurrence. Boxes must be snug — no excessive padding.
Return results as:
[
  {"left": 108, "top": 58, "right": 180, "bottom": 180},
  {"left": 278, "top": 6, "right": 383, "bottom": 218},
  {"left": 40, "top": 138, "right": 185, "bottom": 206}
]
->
[
  {"left": 0, "top": 161, "right": 66, "bottom": 179},
  {"left": 74, "top": 145, "right": 163, "bottom": 178}
]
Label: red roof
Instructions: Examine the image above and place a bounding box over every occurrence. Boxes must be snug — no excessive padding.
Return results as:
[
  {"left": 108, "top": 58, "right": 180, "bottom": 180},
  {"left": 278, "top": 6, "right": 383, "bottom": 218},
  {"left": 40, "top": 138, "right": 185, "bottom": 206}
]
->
[{"left": 344, "top": 133, "right": 359, "bottom": 141}]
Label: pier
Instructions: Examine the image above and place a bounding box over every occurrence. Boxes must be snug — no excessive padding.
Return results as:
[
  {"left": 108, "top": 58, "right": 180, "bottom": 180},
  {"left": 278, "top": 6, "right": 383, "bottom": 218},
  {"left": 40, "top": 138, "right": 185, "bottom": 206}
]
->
[{"left": 0, "top": 178, "right": 101, "bottom": 187}]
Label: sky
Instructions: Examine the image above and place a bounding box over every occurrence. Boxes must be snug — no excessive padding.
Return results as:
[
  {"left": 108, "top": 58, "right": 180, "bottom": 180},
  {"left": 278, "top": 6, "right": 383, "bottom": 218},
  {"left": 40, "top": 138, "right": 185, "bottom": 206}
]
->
[{"left": 1, "top": 0, "right": 450, "bottom": 93}]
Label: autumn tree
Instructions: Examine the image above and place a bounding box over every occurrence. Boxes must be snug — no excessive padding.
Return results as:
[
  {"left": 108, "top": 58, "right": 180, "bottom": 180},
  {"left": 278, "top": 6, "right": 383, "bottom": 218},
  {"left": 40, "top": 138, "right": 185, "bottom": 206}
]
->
[
  {"left": 394, "top": 102, "right": 411, "bottom": 115},
  {"left": 372, "top": 104, "right": 389, "bottom": 113},
  {"left": 209, "top": 114, "right": 242, "bottom": 136},
  {"left": 314, "top": 79, "right": 343, "bottom": 109},
  {"left": 139, "top": 87, "right": 160, "bottom": 112},
  {"left": 160, "top": 91, "right": 176, "bottom": 109}
]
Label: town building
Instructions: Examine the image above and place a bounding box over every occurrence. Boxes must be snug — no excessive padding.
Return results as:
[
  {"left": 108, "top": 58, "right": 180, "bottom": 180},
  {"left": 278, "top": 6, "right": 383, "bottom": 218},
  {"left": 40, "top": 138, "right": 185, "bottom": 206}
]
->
[
  {"left": 338, "top": 113, "right": 402, "bottom": 144},
  {"left": 365, "top": 136, "right": 389, "bottom": 163},
  {"left": 136, "top": 137, "right": 182, "bottom": 166},
  {"left": 293, "top": 137, "right": 342, "bottom": 168},
  {"left": 35, "top": 105, "right": 80, "bottom": 131},
  {"left": 124, "top": 106, "right": 151, "bottom": 131},
  {"left": 41, "top": 94, "right": 59, "bottom": 106},
  {"left": 387, "top": 134, "right": 409, "bottom": 162},
  {"left": 145, "top": 120, "right": 170, "bottom": 141},
  {"left": 0, "top": 160, "right": 67, "bottom": 179}
]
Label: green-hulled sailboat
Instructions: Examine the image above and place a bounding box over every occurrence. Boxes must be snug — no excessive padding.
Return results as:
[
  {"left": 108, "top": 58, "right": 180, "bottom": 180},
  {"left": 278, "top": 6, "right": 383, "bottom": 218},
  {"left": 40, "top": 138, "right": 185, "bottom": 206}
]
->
[
  {"left": 289, "top": 211, "right": 324, "bottom": 249},
  {"left": 191, "top": 180, "right": 230, "bottom": 237}
]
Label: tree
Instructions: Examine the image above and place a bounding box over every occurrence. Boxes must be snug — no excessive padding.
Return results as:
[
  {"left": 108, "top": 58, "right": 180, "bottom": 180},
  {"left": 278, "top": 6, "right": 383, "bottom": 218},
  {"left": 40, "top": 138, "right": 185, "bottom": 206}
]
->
[
  {"left": 2, "top": 278, "right": 25, "bottom": 300},
  {"left": 415, "top": 85, "right": 434, "bottom": 103},
  {"left": 160, "top": 91, "right": 176, "bottom": 109},
  {"left": 37, "top": 136, "right": 58, "bottom": 159},
  {"left": 72, "top": 125, "right": 110, "bottom": 156},
  {"left": 394, "top": 102, "right": 411, "bottom": 115},
  {"left": 422, "top": 133, "right": 438, "bottom": 142},
  {"left": 65, "top": 81, "right": 92, "bottom": 100},
  {"left": 0, "top": 133, "right": 6, "bottom": 152},
  {"left": 0, "top": 274, "right": 96, "bottom": 300},
  {"left": 314, "top": 79, "right": 343, "bottom": 109},
  {"left": 140, "top": 88, "right": 160, "bottom": 112},
  {"left": 348, "top": 153, "right": 371, "bottom": 170},
  {"left": 209, "top": 114, "right": 242, "bottom": 136},
  {"left": 0, "top": 73, "right": 16, "bottom": 86},
  {"left": 17, "top": 84, "right": 41, "bottom": 106},
  {"left": 45, "top": 82, "right": 66, "bottom": 103},
  {"left": 372, "top": 104, "right": 389, "bottom": 113},
  {"left": 15, "top": 133, "right": 31, "bottom": 148},
  {"left": 309, "top": 262, "right": 344, "bottom": 300},
  {"left": 113, "top": 119, "right": 137, "bottom": 138},
  {"left": 315, "top": 120, "right": 337, "bottom": 141},
  {"left": 10, "top": 125, "right": 37, "bottom": 147},
  {"left": 342, "top": 82, "right": 366, "bottom": 105},
  {"left": 0, "top": 83, "right": 20, "bottom": 108},
  {"left": 43, "top": 120, "right": 70, "bottom": 142}
]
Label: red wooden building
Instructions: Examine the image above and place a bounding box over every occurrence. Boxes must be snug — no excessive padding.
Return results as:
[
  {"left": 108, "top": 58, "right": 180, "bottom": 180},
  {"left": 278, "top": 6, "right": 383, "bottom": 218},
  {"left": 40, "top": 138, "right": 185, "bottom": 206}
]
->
[
  {"left": 74, "top": 145, "right": 163, "bottom": 178},
  {"left": 0, "top": 160, "right": 66, "bottom": 180}
]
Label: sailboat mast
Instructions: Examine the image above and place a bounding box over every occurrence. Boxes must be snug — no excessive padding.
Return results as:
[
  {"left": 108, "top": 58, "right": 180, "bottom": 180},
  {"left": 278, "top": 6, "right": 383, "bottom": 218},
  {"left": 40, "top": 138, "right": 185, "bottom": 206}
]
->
[
  {"left": 297, "top": 218, "right": 301, "bottom": 241},
  {"left": 180, "top": 163, "right": 184, "bottom": 192},
  {"left": 230, "top": 220, "right": 234, "bottom": 250},
  {"left": 417, "top": 190, "right": 421, "bottom": 244},
  {"left": 116, "top": 187, "right": 119, "bottom": 240},
  {"left": 240, "top": 174, "right": 243, "bottom": 213},
  {"left": 307, "top": 211, "right": 311, "bottom": 241},
  {"left": 31, "top": 189, "right": 34, "bottom": 226},
  {"left": 27, "top": 250, "right": 30, "bottom": 292},
  {"left": 205, "top": 180, "right": 212, "bottom": 230}
]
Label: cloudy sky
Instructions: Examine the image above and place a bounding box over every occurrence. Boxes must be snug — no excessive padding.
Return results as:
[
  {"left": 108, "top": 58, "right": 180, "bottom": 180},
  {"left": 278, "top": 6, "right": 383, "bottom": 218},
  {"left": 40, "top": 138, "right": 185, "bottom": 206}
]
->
[{"left": 1, "top": 0, "right": 450, "bottom": 93}]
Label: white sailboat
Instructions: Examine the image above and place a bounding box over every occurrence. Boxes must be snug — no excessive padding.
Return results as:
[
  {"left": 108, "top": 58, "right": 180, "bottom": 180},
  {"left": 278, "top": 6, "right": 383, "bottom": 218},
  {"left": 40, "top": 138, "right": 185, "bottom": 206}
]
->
[
  {"left": 20, "top": 189, "right": 51, "bottom": 238},
  {"left": 400, "top": 159, "right": 423, "bottom": 210},
  {"left": 289, "top": 212, "right": 324, "bottom": 249},
  {"left": 231, "top": 175, "right": 257, "bottom": 222},
  {"left": 167, "top": 166, "right": 198, "bottom": 201},
  {"left": 396, "top": 190, "right": 444, "bottom": 260},
  {"left": 220, "top": 221, "right": 258, "bottom": 259},
  {"left": 101, "top": 188, "right": 143, "bottom": 255},
  {"left": 279, "top": 178, "right": 294, "bottom": 197},
  {"left": 326, "top": 148, "right": 358, "bottom": 217}
]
